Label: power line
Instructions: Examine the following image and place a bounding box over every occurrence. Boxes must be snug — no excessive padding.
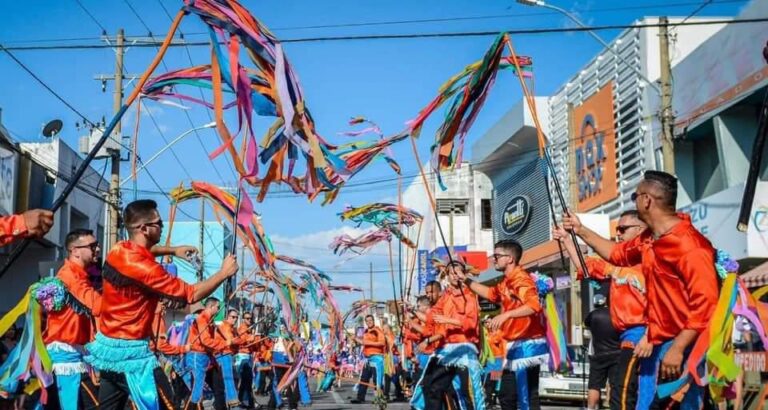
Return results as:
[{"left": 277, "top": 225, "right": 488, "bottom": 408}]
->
[
  {"left": 71, "top": 0, "right": 107, "bottom": 34},
  {"left": 5, "top": 0, "right": 746, "bottom": 46},
  {"left": 3, "top": 17, "right": 765, "bottom": 52},
  {"left": 680, "top": 0, "right": 716, "bottom": 25},
  {"left": 0, "top": 44, "right": 97, "bottom": 127}
]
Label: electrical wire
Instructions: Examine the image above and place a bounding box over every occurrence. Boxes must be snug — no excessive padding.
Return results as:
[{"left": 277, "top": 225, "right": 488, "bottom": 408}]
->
[{"left": 3, "top": 17, "right": 765, "bottom": 51}]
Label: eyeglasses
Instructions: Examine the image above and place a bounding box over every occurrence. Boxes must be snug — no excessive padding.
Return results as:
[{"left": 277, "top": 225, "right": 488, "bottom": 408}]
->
[
  {"left": 616, "top": 225, "right": 642, "bottom": 234},
  {"left": 131, "top": 220, "right": 164, "bottom": 230},
  {"left": 631, "top": 192, "right": 650, "bottom": 202},
  {"left": 489, "top": 253, "right": 512, "bottom": 261},
  {"left": 72, "top": 241, "right": 100, "bottom": 251}
]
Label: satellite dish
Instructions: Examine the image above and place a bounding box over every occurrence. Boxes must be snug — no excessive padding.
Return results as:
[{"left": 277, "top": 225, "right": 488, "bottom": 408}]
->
[{"left": 42, "top": 119, "right": 63, "bottom": 138}]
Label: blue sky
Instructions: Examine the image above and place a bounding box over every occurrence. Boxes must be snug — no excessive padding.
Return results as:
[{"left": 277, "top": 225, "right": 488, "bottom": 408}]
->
[{"left": 0, "top": 0, "right": 748, "bottom": 311}]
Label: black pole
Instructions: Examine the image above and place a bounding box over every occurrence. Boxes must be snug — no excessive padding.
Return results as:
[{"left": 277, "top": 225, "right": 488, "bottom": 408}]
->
[{"left": 737, "top": 50, "right": 768, "bottom": 232}]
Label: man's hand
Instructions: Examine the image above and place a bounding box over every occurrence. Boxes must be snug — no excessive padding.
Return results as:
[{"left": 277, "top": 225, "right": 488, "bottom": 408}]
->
[
  {"left": 633, "top": 335, "right": 653, "bottom": 358},
  {"left": 173, "top": 246, "right": 198, "bottom": 259},
  {"left": 220, "top": 254, "right": 238, "bottom": 277},
  {"left": 660, "top": 346, "right": 684, "bottom": 380},
  {"left": 552, "top": 226, "right": 569, "bottom": 242},
  {"left": 184, "top": 344, "right": 191, "bottom": 353},
  {"left": 488, "top": 312, "right": 510, "bottom": 331},
  {"left": 432, "top": 314, "right": 457, "bottom": 326},
  {"left": 561, "top": 213, "right": 583, "bottom": 235},
  {"left": 418, "top": 340, "right": 429, "bottom": 352},
  {"left": 22, "top": 209, "right": 54, "bottom": 238}
]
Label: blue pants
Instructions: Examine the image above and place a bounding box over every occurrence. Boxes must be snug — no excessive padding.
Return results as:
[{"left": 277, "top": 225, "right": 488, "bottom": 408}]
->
[
  {"left": 215, "top": 354, "right": 239, "bottom": 406},
  {"left": 236, "top": 354, "right": 254, "bottom": 407},
  {"left": 185, "top": 352, "right": 210, "bottom": 404}
]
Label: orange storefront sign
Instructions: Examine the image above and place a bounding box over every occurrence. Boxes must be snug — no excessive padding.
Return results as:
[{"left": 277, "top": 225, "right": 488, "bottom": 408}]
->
[{"left": 571, "top": 83, "right": 618, "bottom": 212}]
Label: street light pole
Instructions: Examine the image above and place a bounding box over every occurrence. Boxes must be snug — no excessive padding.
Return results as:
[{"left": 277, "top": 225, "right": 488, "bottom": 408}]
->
[
  {"left": 120, "top": 122, "right": 216, "bottom": 186},
  {"left": 516, "top": 0, "right": 662, "bottom": 95}
]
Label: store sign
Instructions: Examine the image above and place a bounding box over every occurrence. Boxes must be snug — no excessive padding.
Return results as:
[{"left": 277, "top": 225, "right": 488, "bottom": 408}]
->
[
  {"left": 678, "top": 181, "right": 768, "bottom": 260},
  {"left": 501, "top": 195, "right": 531, "bottom": 235},
  {"left": 0, "top": 145, "right": 18, "bottom": 216},
  {"left": 572, "top": 83, "right": 618, "bottom": 212},
  {"left": 417, "top": 250, "right": 429, "bottom": 293}
]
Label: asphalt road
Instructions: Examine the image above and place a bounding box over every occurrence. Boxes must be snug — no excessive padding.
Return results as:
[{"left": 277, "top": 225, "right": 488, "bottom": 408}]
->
[{"left": 246, "top": 381, "right": 583, "bottom": 409}]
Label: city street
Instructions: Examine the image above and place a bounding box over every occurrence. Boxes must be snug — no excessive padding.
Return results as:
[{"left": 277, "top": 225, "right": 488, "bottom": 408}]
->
[{"left": 246, "top": 382, "right": 582, "bottom": 409}]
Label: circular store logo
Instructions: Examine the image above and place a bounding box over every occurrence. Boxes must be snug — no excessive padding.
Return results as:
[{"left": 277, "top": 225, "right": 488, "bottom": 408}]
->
[{"left": 501, "top": 195, "right": 531, "bottom": 235}]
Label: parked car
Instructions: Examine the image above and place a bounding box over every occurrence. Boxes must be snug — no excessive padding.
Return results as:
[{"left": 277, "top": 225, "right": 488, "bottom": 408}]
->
[{"left": 539, "top": 345, "right": 607, "bottom": 405}]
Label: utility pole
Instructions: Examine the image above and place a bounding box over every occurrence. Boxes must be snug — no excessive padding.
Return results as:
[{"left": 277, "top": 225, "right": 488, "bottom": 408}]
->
[
  {"left": 369, "top": 262, "right": 374, "bottom": 315},
  {"left": 198, "top": 201, "right": 205, "bottom": 281},
  {"left": 107, "top": 29, "right": 124, "bottom": 249},
  {"left": 567, "top": 103, "right": 582, "bottom": 342},
  {"left": 659, "top": 17, "right": 676, "bottom": 173}
]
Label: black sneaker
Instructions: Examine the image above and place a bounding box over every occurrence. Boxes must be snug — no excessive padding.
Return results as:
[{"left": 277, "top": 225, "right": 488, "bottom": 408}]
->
[{"left": 350, "top": 399, "right": 364, "bottom": 404}]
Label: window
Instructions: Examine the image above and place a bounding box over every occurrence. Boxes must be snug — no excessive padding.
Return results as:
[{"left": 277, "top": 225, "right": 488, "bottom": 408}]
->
[
  {"left": 481, "top": 199, "right": 492, "bottom": 230},
  {"left": 436, "top": 199, "right": 468, "bottom": 215}
]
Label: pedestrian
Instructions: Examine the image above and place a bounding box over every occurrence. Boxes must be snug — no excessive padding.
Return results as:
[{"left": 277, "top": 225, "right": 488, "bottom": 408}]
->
[
  {"left": 84, "top": 199, "right": 238, "bottom": 410},
  {"left": 350, "top": 315, "right": 386, "bottom": 404},
  {"left": 554, "top": 209, "right": 652, "bottom": 409},
  {"left": 584, "top": 295, "right": 621, "bottom": 410},
  {"left": 459, "top": 240, "right": 548, "bottom": 410},
  {"left": 562, "top": 170, "right": 719, "bottom": 409}
]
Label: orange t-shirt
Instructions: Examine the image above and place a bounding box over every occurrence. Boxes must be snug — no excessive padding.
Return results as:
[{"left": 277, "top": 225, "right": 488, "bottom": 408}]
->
[
  {"left": 0, "top": 215, "right": 27, "bottom": 247},
  {"left": 578, "top": 258, "right": 647, "bottom": 332},
  {"left": 609, "top": 213, "right": 718, "bottom": 344},
  {"left": 428, "top": 286, "right": 479, "bottom": 346},
  {"left": 99, "top": 241, "right": 195, "bottom": 340},
  {"left": 189, "top": 310, "right": 227, "bottom": 353},
  {"left": 215, "top": 321, "right": 243, "bottom": 355},
  {"left": 237, "top": 323, "right": 257, "bottom": 354},
  {"left": 362, "top": 326, "right": 385, "bottom": 357},
  {"left": 486, "top": 266, "right": 546, "bottom": 342},
  {"left": 43, "top": 260, "right": 102, "bottom": 346}
]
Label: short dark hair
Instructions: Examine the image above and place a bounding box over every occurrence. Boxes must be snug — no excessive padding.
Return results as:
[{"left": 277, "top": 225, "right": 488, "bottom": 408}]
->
[
  {"left": 204, "top": 297, "right": 221, "bottom": 308},
  {"left": 494, "top": 239, "right": 523, "bottom": 264},
  {"left": 65, "top": 229, "right": 94, "bottom": 250},
  {"left": 619, "top": 209, "right": 640, "bottom": 220},
  {"left": 124, "top": 199, "right": 159, "bottom": 229},
  {"left": 643, "top": 171, "right": 677, "bottom": 210},
  {"left": 364, "top": 314, "right": 374, "bottom": 321},
  {"left": 227, "top": 308, "right": 239, "bottom": 317},
  {"left": 426, "top": 280, "right": 442, "bottom": 291}
]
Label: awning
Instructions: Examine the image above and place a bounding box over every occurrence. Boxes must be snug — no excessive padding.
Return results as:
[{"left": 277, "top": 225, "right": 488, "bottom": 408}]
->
[{"left": 741, "top": 261, "right": 768, "bottom": 289}]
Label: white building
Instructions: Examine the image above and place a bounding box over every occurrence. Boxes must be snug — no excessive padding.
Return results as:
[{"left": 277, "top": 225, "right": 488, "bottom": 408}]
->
[
  {"left": 401, "top": 162, "right": 494, "bottom": 295},
  {"left": 0, "top": 116, "right": 107, "bottom": 312}
]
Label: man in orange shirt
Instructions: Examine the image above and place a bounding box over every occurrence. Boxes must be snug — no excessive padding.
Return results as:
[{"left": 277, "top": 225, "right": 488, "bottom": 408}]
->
[
  {"left": 418, "top": 259, "right": 485, "bottom": 410},
  {"left": 235, "top": 312, "right": 258, "bottom": 409},
  {"left": 460, "top": 240, "right": 547, "bottom": 410},
  {"left": 185, "top": 298, "right": 228, "bottom": 409},
  {"left": 554, "top": 209, "right": 652, "bottom": 410},
  {"left": 563, "top": 170, "right": 719, "bottom": 409},
  {"left": 350, "top": 315, "right": 386, "bottom": 404},
  {"left": 42, "top": 229, "right": 102, "bottom": 410},
  {"left": 84, "top": 199, "right": 238, "bottom": 410},
  {"left": 0, "top": 209, "right": 53, "bottom": 247},
  {"left": 213, "top": 309, "right": 243, "bottom": 409}
]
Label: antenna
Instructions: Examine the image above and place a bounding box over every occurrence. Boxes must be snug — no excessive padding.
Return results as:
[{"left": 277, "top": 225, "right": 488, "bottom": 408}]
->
[{"left": 42, "top": 119, "right": 63, "bottom": 138}]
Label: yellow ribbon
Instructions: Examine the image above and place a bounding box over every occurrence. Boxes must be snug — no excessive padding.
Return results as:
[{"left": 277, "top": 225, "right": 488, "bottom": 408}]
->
[{"left": 0, "top": 290, "right": 30, "bottom": 337}]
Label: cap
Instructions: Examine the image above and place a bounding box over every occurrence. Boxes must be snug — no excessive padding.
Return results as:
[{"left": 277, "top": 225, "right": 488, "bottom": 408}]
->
[{"left": 593, "top": 294, "right": 607, "bottom": 307}]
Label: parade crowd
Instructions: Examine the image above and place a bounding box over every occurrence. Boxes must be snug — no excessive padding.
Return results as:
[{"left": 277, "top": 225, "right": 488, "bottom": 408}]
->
[{"left": 0, "top": 170, "right": 764, "bottom": 410}]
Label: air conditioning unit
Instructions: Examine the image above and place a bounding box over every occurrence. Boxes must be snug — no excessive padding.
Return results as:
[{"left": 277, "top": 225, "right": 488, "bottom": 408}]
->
[{"left": 79, "top": 127, "right": 121, "bottom": 158}]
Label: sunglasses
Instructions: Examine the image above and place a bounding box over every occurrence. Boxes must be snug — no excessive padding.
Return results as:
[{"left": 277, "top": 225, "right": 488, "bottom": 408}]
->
[
  {"left": 488, "top": 253, "right": 512, "bottom": 260},
  {"left": 131, "top": 220, "right": 164, "bottom": 230},
  {"left": 73, "top": 241, "right": 100, "bottom": 251},
  {"left": 631, "top": 192, "right": 650, "bottom": 201},
  {"left": 243, "top": 316, "right": 253, "bottom": 320},
  {"left": 616, "top": 225, "right": 641, "bottom": 234}
]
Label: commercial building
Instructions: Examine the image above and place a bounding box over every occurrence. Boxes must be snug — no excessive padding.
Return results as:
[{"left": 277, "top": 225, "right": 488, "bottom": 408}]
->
[
  {"left": 471, "top": 15, "right": 730, "bottom": 339},
  {"left": 0, "top": 111, "right": 108, "bottom": 312}
]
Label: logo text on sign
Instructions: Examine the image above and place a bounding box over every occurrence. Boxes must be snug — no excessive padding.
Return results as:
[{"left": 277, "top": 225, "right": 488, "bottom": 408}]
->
[{"left": 576, "top": 114, "right": 607, "bottom": 202}]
